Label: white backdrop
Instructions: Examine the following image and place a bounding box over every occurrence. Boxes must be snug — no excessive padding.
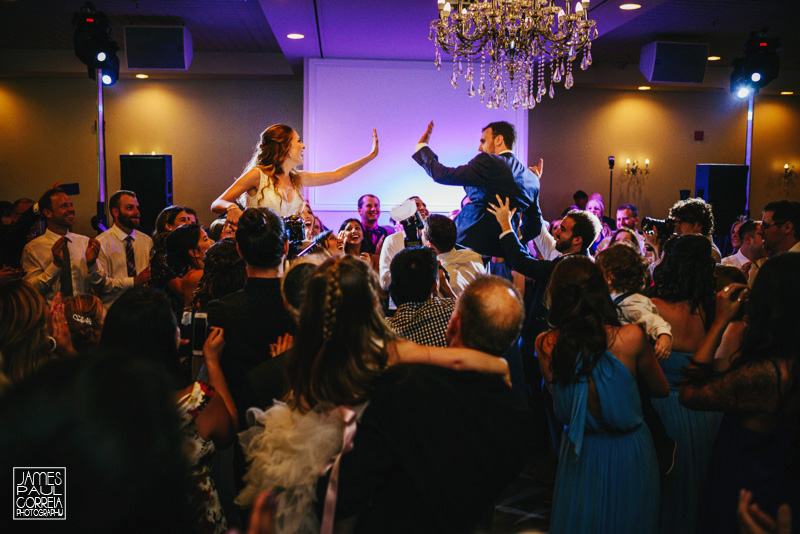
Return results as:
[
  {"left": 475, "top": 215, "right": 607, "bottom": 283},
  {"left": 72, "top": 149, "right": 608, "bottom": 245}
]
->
[{"left": 303, "top": 58, "right": 527, "bottom": 228}]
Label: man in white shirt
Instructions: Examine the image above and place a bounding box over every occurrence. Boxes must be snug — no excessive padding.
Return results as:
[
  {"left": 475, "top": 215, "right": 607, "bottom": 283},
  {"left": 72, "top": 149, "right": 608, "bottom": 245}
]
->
[
  {"left": 22, "top": 187, "right": 104, "bottom": 303},
  {"left": 721, "top": 219, "right": 765, "bottom": 275},
  {"left": 422, "top": 214, "right": 486, "bottom": 298},
  {"left": 96, "top": 190, "right": 153, "bottom": 307},
  {"left": 596, "top": 204, "right": 646, "bottom": 255}
]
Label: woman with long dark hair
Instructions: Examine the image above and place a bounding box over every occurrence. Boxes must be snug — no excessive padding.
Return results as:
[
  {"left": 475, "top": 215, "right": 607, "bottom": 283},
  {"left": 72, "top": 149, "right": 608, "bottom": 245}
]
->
[
  {"left": 211, "top": 124, "right": 378, "bottom": 221},
  {"left": 681, "top": 252, "right": 800, "bottom": 533},
  {"left": 166, "top": 223, "right": 213, "bottom": 309},
  {"left": 537, "top": 255, "right": 667, "bottom": 533},
  {"left": 649, "top": 233, "right": 722, "bottom": 533}
]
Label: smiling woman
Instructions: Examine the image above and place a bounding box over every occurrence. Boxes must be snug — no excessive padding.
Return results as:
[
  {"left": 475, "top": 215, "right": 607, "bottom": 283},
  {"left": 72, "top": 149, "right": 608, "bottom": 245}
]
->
[{"left": 211, "top": 124, "right": 379, "bottom": 222}]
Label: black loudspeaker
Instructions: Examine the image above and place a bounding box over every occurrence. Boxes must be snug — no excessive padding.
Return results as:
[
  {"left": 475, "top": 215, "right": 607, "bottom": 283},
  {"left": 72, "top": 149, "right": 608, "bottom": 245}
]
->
[
  {"left": 124, "top": 26, "right": 193, "bottom": 70},
  {"left": 639, "top": 42, "right": 709, "bottom": 84},
  {"left": 694, "top": 164, "right": 748, "bottom": 237},
  {"left": 120, "top": 155, "right": 173, "bottom": 236}
]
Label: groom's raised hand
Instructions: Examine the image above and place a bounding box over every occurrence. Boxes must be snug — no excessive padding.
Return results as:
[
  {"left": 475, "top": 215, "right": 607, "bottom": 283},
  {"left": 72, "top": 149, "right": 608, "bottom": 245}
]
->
[{"left": 418, "top": 121, "right": 434, "bottom": 145}]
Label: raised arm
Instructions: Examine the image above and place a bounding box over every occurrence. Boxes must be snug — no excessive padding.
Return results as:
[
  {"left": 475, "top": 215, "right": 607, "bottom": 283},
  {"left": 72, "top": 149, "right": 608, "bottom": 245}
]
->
[
  {"left": 390, "top": 339, "right": 511, "bottom": 387},
  {"left": 690, "top": 283, "right": 748, "bottom": 371},
  {"left": 297, "top": 128, "right": 378, "bottom": 187}
]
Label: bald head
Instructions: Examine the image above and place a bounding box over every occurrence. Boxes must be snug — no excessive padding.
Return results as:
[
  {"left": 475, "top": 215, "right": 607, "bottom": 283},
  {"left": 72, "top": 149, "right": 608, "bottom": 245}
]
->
[{"left": 446, "top": 276, "right": 524, "bottom": 356}]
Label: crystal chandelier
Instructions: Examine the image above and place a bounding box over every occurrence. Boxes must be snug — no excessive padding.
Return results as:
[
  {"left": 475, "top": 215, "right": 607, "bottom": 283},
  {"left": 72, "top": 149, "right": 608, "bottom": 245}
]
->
[{"left": 429, "top": 0, "right": 598, "bottom": 110}]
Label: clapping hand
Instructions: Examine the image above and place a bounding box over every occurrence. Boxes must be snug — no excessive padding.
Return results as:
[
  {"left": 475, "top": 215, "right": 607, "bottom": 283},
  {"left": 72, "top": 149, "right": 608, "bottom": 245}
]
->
[{"left": 85, "top": 238, "right": 101, "bottom": 266}]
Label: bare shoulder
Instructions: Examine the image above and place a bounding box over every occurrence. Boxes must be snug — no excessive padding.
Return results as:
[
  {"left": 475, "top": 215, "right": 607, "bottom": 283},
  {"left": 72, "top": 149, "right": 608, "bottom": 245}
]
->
[{"left": 608, "top": 324, "right": 646, "bottom": 362}]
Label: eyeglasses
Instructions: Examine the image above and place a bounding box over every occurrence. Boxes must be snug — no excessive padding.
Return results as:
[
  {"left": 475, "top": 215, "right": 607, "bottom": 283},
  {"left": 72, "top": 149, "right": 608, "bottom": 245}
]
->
[{"left": 760, "top": 221, "right": 780, "bottom": 229}]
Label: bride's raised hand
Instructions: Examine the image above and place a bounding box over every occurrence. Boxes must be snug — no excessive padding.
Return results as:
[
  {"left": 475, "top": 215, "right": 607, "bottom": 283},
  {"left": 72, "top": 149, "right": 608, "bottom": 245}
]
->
[{"left": 368, "top": 128, "right": 379, "bottom": 159}]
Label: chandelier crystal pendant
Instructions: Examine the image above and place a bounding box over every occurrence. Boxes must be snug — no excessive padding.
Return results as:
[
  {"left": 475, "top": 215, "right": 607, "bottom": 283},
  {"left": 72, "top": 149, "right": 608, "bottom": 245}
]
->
[{"left": 430, "top": 0, "right": 598, "bottom": 110}]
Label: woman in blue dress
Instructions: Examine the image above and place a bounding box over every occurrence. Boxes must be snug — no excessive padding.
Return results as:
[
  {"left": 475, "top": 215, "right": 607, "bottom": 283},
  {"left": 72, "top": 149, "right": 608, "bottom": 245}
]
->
[
  {"left": 650, "top": 234, "right": 723, "bottom": 534},
  {"left": 536, "top": 255, "right": 668, "bottom": 534}
]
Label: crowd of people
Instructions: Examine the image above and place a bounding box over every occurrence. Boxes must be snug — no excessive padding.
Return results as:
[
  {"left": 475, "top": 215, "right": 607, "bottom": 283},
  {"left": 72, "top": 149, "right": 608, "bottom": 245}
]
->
[{"left": 1, "top": 120, "right": 800, "bottom": 534}]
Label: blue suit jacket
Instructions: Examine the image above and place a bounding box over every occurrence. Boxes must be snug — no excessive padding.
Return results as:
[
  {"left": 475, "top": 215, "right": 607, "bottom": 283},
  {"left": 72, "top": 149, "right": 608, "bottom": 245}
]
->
[{"left": 413, "top": 145, "right": 542, "bottom": 258}]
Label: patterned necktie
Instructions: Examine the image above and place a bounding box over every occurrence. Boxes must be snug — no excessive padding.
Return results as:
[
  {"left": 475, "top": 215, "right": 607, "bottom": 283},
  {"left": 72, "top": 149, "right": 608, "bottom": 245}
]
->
[
  {"left": 124, "top": 236, "right": 136, "bottom": 277},
  {"left": 60, "top": 237, "right": 74, "bottom": 297}
]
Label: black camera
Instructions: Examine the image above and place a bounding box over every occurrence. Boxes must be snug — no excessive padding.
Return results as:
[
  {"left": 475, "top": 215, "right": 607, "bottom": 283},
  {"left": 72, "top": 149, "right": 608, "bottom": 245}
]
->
[
  {"left": 641, "top": 217, "right": 675, "bottom": 237},
  {"left": 391, "top": 200, "right": 424, "bottom": 248}
]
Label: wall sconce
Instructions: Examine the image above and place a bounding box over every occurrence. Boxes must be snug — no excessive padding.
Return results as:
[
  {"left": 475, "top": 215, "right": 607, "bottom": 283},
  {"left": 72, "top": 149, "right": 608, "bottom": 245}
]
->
[
  {"left": 785, "top": 163, "right": 795, "bottom": 179},
  {"left": 625, "top": 158, "right": 650, "bottom": 177}
]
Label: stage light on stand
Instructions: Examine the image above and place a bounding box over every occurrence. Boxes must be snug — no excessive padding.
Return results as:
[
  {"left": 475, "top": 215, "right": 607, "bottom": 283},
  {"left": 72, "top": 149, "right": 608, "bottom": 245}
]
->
[
  {"left": 737, "top": 86, "right": 751, "bottom": 99},
  {"left": 751, "top": 72, "right": 762, "bottom": 82},
  {"left": 96, "top": 51, "right": 107, "bottom": 62}
]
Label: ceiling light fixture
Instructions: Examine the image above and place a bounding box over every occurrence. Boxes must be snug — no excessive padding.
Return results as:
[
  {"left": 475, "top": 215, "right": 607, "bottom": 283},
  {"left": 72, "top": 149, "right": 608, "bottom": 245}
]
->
[
  {"left": 707, "top": 56, "right": 721, "bottom": 61},
  {"left": 638, "top": 85, "right": 651, "bottom": 90},
  {"left": 287, "top": 33, "right": 305, "bottom": 40},
  {"left": 780, "top": 91, "right": 794, "bottom": 95},
  {"left": 619, "top": 3, "right": 641, "bottom": 10},
  {"left": 430, "top": 0, "right": 598, "bottom": 110},
  {"left": 135, "top": 74, "right": 149, "bottom": 79}
]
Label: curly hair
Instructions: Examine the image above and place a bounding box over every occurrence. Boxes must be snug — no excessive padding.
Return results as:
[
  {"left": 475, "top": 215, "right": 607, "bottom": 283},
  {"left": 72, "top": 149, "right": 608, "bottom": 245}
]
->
[
  {"left": 596, "top": 242, "right": 650, "bottom": 294},
  {"left": 669, "top": 197, "right": 715, "bottom": 236},
  {"left": 63, "top": 294, "right": 104, "bottom": 352},
  {"left": 545, "top": 256, "right": 621, "bottom": 385},
  {"left": 245, "top": 124, "right": 303, "bottom": 207},
  {"left": 286, "top": 256, "right": 395, "bottom": 412},
  {"left": 650, "top": 234, "right": 716, "bottom": 326},
  {"left": 190, "top": 239, "right": 247, "bottom": 311}
]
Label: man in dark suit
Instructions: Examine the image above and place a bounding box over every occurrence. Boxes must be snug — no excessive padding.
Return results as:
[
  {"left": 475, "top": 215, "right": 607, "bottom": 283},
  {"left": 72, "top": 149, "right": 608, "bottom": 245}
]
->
[
  {"left": 207, "top": 207, "right": 294, "bottom": 427},
  {"left": 412, "top": 120, "right": 543, "bottom": 258},
  {"left": 323, "top": 276, "right": 534, "bottom": 533}
]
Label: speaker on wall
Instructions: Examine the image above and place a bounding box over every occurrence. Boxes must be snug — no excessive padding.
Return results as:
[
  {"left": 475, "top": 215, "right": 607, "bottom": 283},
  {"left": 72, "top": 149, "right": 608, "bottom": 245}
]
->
[
  {"left": 694, "top": 164, "right": 748, "bottom": 238},
  {"left": 120, "top": 155, "right": 173, "bottom": 236},
  {"left": 639, "top": 41, "right": 710, "bottom": 84},
  {"left": 124, "top": 26, "right": 193, "bottom": 70}
]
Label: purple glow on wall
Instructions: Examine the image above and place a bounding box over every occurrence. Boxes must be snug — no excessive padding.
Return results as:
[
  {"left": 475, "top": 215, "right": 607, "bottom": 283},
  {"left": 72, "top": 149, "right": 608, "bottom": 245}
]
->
[{"left": 303, "top": 58, "right": 527, "bottom": 221}]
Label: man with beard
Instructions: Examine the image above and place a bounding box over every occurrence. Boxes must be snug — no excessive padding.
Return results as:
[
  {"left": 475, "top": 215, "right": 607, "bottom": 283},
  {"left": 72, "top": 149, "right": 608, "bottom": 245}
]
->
[
  {"left": 96, "top": 190, "right": 153, "bottom": 307},
  {"left": 22, "top": 187, "right": 105, "bottom": 304},
  {"left": 488, "top": 197, "right": 601, "bottom": 453}
]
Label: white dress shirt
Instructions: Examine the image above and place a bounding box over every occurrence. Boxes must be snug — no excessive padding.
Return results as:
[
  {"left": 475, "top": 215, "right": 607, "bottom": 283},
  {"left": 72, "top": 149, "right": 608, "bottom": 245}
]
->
[
  {"left": 721, "top": 249, "right": 748, "bottom": 269},
  {"left": 379, "top": 232, "right": 406, "bottom": 290},
  {"left": 437, "top": 248, "right": 487, "bottom": 297},
  {"left": 96, "top": 224, "right": 154, "bottom": 307},
  {"left": 22, "top": 228, "right": 106, "bottom": 303}
]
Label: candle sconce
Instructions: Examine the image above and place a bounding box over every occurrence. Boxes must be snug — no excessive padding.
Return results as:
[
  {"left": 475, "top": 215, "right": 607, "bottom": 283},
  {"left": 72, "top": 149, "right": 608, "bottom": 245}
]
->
[
  {"left": 625, "top": 158, "right": 649, "bottom": 178},
  {"left": 785, "top": 163, "right": 796, "bottom": 193}
]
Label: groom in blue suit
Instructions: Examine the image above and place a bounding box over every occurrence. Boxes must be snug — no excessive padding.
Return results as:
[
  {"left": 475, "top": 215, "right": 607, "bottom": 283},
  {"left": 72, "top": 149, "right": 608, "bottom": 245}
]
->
[{"left": 412, "top": 121, "right": 543, "bottom": 258}]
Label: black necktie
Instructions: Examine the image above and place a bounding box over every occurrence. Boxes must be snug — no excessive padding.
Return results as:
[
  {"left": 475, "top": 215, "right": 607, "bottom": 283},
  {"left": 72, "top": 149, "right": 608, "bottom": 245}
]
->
[
  {"left": 60, "top": 238, "right": 74, "bottom": 297},
  {"left": 125, "top": 236, "right": 136, "bottom": 277}
]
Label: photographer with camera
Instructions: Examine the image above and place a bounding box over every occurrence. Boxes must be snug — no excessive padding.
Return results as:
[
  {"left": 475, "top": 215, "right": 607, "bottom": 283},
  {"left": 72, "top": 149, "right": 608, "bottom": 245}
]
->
[
  {"left": 378, "top": 196, "right": 430, "bottom": 290},
  {"left": 668, "top": 197, "right": 722, "bottom": 263}
]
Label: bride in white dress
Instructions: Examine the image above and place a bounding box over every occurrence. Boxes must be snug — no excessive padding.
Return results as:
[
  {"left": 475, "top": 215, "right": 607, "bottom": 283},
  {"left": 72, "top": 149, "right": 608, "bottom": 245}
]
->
[{"left": 212, "top": 124, "right": 378, "bottom": 222}]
